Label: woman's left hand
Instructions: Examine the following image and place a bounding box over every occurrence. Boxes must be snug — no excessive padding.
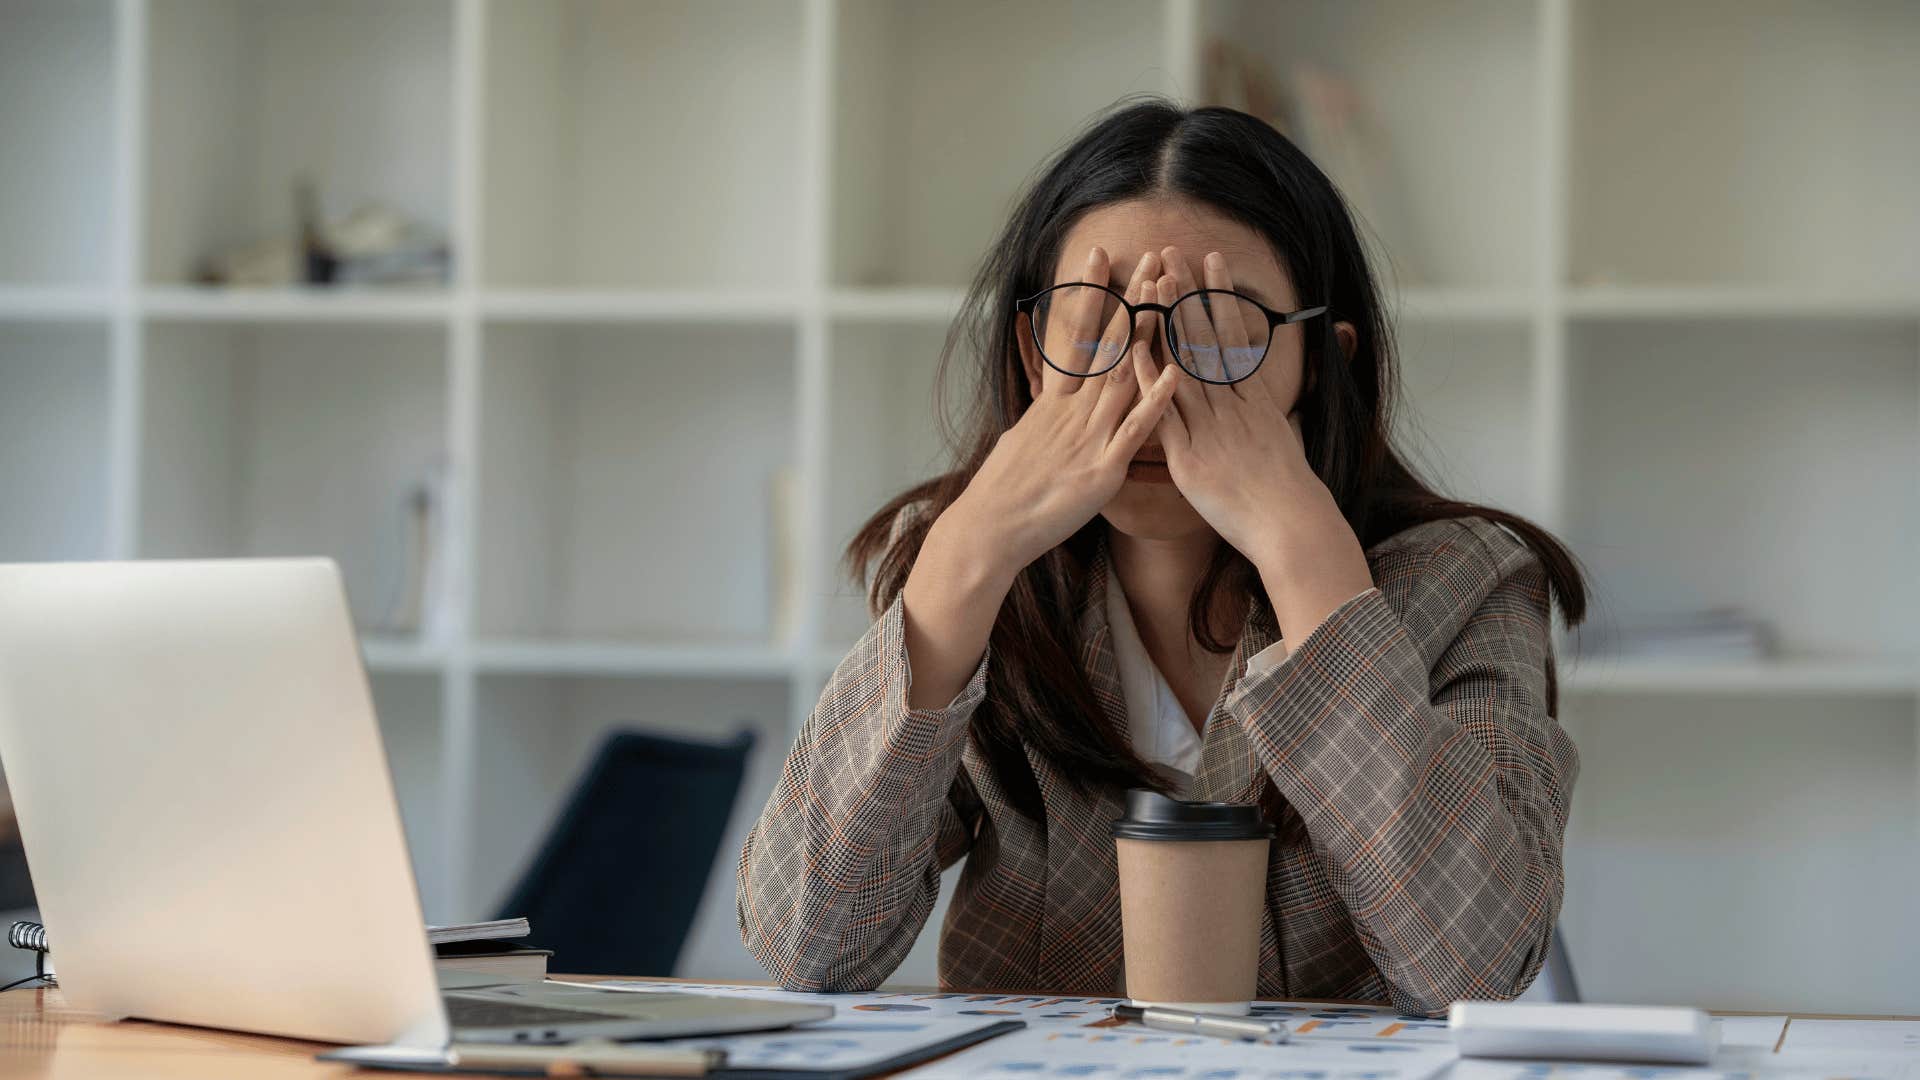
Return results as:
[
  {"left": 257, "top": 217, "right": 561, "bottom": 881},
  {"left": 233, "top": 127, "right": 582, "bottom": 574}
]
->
[{"left": 1138, "top": 247, "right": 1376, "bottom": 651}]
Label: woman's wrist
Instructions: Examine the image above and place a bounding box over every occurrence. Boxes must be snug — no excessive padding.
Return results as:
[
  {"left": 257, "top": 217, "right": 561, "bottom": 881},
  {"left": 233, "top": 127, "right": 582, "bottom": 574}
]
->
[
  {"left": 917, "top": 503, "right": 1023, "bottom": 602},
  {"left": 1247, "top": 512, "right": 1374, "bottom": 654}
]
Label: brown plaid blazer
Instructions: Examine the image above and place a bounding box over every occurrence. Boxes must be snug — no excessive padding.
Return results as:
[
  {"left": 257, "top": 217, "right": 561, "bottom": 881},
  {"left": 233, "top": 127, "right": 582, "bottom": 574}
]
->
[{"left": 737, "top": 514, "right": 1576, "bottom": 1017}]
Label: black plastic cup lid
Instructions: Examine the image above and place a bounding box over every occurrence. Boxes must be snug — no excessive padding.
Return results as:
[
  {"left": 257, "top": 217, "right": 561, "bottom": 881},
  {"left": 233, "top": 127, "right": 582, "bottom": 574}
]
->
[{"left": 1111, "top": 788, "right": 1274, "bottom": 842}]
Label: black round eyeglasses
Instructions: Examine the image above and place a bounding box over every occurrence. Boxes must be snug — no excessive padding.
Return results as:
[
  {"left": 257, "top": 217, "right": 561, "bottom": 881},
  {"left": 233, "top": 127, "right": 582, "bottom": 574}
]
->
[{"left": 1014, "top": 282, "right": 1329, "bottom": 386}]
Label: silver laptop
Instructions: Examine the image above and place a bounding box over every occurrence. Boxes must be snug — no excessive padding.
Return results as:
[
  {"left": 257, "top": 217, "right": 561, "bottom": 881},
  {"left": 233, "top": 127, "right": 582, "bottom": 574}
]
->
[{"left": 0, "top": 558, "right": 829, "bottom": 1048}]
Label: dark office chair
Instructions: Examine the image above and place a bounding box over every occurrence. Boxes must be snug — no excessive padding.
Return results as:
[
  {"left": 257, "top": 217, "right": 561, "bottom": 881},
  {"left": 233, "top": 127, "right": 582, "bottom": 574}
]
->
[
  {"left": 1545, "top": 924, "right": 1582, "bottom": 1002},
  {"left": 494, "top": 727, "right": 756, "bottom": 976}
]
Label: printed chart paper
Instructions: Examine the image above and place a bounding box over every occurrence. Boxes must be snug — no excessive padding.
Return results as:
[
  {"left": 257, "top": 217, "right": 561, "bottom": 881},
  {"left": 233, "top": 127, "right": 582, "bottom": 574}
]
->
[
  {"left": 901, "top": 1026, "right": 1460, "bottom": 1080},
  {"left": 599, "top": 981, "right": 1451, "bottom": 1039},
  {"left": 1778, "top": 1019, "right": 1920, "bottom": 1055},
  {"left": 597, "top": 981, "right": 1129, "bottom": 1028},
  {"left": 1715, "top": 1015, "right": 1789, "bottom": 1051}
]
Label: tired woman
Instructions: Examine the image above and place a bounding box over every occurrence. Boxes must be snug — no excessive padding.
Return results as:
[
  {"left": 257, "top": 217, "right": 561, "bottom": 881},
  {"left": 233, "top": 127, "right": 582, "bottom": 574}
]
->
[{"left": 737, "top": 98, "right": 1585, "bottom": 1017}]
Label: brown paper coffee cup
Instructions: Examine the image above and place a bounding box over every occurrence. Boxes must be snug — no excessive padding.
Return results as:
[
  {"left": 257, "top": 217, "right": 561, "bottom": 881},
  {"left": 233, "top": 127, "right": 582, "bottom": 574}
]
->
[{"left": 1112, "top": 789, "right": 1272, "bottom": 1015}]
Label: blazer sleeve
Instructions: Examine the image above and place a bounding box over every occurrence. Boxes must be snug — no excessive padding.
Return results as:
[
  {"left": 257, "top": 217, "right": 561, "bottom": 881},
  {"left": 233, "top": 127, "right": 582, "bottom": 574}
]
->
[
  {"left": 1224, "top": 529, "right": 1577, "bottom": 1017},
  {"left": 736, "top": 589, "right": 991, "bottom": 991}
]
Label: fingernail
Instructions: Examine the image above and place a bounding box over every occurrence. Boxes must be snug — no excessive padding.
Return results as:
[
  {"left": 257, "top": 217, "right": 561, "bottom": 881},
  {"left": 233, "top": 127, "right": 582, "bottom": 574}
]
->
[
  {"left": 1205, "top": 252, "right": 1226, "bottom": 271},
  {"left": 1087, "top": 245, "right": 1104, "bottom": 267}
]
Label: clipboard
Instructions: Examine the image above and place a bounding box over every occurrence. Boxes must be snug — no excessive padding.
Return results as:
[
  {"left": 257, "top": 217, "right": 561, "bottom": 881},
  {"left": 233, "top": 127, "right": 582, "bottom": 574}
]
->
[{"left": 319, "top": 1017, "right": 1024, "bottom": 1079}]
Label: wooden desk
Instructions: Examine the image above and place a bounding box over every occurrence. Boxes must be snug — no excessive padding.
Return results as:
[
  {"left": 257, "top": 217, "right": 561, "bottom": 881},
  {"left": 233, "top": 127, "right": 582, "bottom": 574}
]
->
[{"left": 2, "top": 980, "right": 1916, "bottom": 1078}]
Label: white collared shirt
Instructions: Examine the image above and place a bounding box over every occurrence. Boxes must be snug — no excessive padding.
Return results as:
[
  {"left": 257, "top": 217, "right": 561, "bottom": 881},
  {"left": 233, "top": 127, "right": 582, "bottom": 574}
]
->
[{"left": 1105, "top": 571, "right": 1291, "bottom": 794}]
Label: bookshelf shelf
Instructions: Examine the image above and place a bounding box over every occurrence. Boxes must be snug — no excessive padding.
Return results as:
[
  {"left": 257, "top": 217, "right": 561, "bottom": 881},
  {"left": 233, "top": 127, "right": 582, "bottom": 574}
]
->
[
  {"left": 139, "top": 287, "right": 454, "bottom": 324},
  {"left": 478, "top": 290, "right": 804, "bottom": 324},
  {"left": 0, "top": 289, "right": 116, "bottom": 321},
  {"left": 2, "top": 0, "right": 1913, "bottom": 1001},
  {"left": 1561, "top": 656, "right": 1920, "bottom": 696},
  {"left": 825, "top": 287, "right": 971, "bottom": 323},
  {"left": 1563, "top": 285, "right": 1920, "bottom": 321},
  {"left": 1389, "top": 288, "right": 1538, "bottom": 324},
  {"left": 471, "top": 640, "right": 797, "bottom": 679},
  {"left": 360, "top": 635, "right": 449, "bottom": 675}
]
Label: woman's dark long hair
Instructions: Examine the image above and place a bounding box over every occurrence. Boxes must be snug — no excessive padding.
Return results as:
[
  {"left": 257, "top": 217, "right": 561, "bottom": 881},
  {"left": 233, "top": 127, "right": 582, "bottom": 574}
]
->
[{"left": 846, "top": 97, "right": 1588, "bottom": 820}]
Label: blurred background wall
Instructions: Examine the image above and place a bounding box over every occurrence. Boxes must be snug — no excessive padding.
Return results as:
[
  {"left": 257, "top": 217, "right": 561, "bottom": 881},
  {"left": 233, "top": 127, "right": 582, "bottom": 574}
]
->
[{"left": 0, "top": 0, "right": 1914, "bottom": 1013}]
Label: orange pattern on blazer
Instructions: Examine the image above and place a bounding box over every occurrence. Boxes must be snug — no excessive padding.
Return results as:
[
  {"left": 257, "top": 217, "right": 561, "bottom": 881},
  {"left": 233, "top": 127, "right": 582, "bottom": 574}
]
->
[{"left": 737, "top": 514, "right": 1577, "bottom": 1017}]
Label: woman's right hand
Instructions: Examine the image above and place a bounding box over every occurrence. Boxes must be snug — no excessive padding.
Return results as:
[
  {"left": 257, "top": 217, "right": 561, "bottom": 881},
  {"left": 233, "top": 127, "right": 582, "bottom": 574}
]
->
[
  {"left": 943, "top": 247, "right": 1179, "bottom": 574},
  {"left": 896, "top": 248, "right": 1178, "bottom": 710}
]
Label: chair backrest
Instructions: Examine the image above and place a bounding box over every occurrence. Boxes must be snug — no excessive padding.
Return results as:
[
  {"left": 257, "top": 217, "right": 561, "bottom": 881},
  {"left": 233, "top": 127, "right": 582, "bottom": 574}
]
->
[{"left": 494, "top": 727, "right": 756, "bottom": 976}]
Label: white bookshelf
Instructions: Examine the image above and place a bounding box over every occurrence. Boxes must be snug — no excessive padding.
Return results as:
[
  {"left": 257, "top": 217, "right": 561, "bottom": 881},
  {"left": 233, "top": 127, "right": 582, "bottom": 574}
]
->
[{"left": 0, "top": 0, "right": 1913, "bottom": 1010}]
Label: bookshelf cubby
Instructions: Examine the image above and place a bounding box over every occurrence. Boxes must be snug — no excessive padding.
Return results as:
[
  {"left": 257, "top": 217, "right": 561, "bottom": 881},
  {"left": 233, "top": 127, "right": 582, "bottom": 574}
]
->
[
  {"left": 1391, "top": 319, "right": 1540, "bottom": 523},
  {"left": 1561, "top": 694, "right": 1919, "bottom": 1014},
  {"left": 144, "top": 0, "right": 454, "bottom": 286},
  {"left": 0, "top": 0, "right": 1912, "bottom": 1008},
  {"left": 0, "top": 1, "right": 117, "bottom": 289},
  {"left": 474, "top": 322, "right": 798, "bottom": 645},
  {"left": 1563, "top": 319, "right": 1920, "bottom": 662},
  {"left": 820, "top": 319, "right": 958, "bottom": 649},
  {"left": 829, "top": 0, "right": 1176, "bottom": 289},
  {"left": 481, "top": 0, "right": 804, "bottom": 289},
  {"left": 1568, "top": 0, "right": 1920, "bottom": 292},
  {"left": 0, "top": 322, "right": 113, "bottom": 561},
  {"left": 1196, "top": 0, "right": 1543, "bottom": 293},
  {"left": 139, "top": 322, "right": 449, "bottom": 632},
  {"left": 370, "top": 672, "right": 449, "bottom": 927}
]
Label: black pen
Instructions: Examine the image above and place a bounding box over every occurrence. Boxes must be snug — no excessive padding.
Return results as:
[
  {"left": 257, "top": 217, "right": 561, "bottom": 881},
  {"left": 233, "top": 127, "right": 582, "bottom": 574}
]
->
[{"left": 1111, "top": 1004, "right": 1291, "bottom": 1044}]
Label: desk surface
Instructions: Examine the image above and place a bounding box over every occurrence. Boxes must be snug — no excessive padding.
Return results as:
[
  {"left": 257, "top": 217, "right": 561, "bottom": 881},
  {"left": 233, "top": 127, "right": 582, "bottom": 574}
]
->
[{"left": 2, "top": 979, "right": 1916, "bottom": 1079}]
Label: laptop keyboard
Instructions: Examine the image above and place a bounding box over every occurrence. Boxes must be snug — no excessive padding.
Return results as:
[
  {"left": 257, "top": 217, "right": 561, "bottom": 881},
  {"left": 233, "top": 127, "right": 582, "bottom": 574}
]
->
[{"left": 442, "top": 994, "right": 634, "bottom": 1029}]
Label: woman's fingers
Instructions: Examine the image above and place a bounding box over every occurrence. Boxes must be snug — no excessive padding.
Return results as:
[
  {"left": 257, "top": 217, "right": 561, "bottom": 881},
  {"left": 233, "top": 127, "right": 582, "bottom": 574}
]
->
[
  {"left": 1086, "top": 339, "right": 1145, "bottom": 434},
  {"left": 1201, "top": 252, "right": 1259, "bottom": 400},
  {"left": 1078, "top": 253, "right": 1158, "bottom": 413},
  {"left": 1155, "top": 273, "right": 1213, "bottom": 419},
  {"left": 1201, "top": 251, "right": 1254, "bottom": 356},
  {"left": 1158, "top": 246, "right": 1221, "bottom": 382},
  {"left": 1131, "top": 329, "right": 1189, "bottom": 457},
  {"left": 1105, "top": 360, "right": 1180, "bottom": 465},
  {"left": 1067, "top": 247, "right": 1152, "bottom": 399},
  {"left": 1042, "top": 245, "right": 1112, "bottom": 392}
]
